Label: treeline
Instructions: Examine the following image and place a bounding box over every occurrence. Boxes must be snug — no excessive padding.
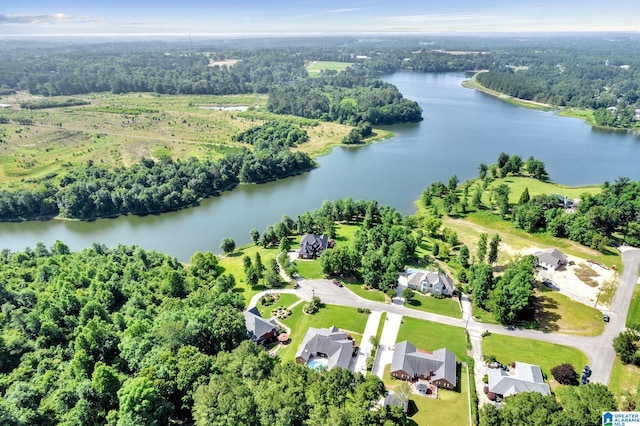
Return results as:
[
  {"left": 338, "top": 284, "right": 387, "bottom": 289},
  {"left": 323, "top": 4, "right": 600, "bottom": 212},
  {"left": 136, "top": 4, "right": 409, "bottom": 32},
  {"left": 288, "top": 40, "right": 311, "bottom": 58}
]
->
[
  {"left": 0, "top": 242, "right": 403, "bottom": 425},
  {"left": 0, "top": 146, "right": 313, "bottom": 221},
  {"left": 267, "top": 67, "right": 422, "bottom": 126}
]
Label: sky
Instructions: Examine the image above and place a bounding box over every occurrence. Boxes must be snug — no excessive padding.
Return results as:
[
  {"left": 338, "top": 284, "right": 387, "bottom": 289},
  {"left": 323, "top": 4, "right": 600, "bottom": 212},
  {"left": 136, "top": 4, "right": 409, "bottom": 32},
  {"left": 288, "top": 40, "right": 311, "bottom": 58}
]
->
[{"left": 1, "top": 0, "right": 639, "bottom": 35}]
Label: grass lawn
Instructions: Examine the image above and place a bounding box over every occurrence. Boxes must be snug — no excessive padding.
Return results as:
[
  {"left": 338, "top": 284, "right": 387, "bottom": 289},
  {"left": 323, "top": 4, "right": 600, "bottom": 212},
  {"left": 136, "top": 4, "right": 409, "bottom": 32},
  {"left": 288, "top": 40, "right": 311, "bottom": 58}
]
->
[
  {"left": 482, "top": 333, "right": 588, "bottom": 380},
  {"left": 342, "top": 278, "right": 387, "bottom": 302},
  {"left": 608, "top": 357, "right": 640, "bottom": 409},
  {"left": 626, "top": 285, "right": 640, "bottom": 328},
  {"left": 487, "top": 176, "right": 600, "bottom": 205},
  {"left": 256, "top": 293, "right": 299, "bottom": 318},
  {"left": 396, "top": 317, "right": 470, "bottom": 362},
  {"left": 294, "top": 259, "right": 324, "bottom": 279},
  {"left": 405, "top": 292, "right": 462, "bottom": 318},
  {"left": 535, "top": 287, "right": 605, "bottom": 336},
  {"left": 277, "top": 302, "right": 368, "bottom": 362},
  {"left": 217, "top": 244, "right": 284, "bottom": 304}
]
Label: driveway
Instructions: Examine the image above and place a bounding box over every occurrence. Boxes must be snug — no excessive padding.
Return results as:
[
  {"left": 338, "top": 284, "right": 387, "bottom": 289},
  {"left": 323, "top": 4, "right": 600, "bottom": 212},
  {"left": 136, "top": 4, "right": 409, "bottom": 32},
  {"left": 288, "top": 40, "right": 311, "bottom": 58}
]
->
[
  {"left": 352, "top": 311, "right": 382, "bottom": 373},
  {"left": 373, "top": 312, "right": 403, "bottom": 379}
]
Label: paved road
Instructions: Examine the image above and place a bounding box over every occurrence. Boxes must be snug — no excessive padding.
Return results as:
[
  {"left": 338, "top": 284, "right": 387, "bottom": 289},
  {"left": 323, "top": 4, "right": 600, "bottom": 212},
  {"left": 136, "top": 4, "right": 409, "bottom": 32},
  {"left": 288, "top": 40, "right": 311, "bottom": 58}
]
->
[{"left": 251, "top": 248, "right": 640, "bottom": 385}]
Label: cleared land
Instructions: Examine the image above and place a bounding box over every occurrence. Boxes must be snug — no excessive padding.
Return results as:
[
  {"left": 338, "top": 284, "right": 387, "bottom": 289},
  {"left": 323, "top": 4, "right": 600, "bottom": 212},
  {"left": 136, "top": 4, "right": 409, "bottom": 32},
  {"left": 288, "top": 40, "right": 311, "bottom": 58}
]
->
[
  {"left": 405, "top": 292, "right": 463, "bottom": 318},
  {"left": 535, "top": 287, "right": 605, "bottom": 335},
  {"left": 609, "top": 357, "right": 640, "bottom": 409},
  {"left": 306, "top": 61, "right": 353, "bottom": 77},
  {"left": 0, "top": 91, "right": 355, "bottom": 190}
]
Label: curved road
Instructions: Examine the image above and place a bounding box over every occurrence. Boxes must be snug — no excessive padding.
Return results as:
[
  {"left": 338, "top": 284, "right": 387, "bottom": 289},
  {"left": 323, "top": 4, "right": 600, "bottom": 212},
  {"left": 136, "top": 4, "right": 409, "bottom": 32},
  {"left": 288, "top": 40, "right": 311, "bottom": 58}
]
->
[{"left": 248, "top": 248, "right": 640, "bottom": 385}]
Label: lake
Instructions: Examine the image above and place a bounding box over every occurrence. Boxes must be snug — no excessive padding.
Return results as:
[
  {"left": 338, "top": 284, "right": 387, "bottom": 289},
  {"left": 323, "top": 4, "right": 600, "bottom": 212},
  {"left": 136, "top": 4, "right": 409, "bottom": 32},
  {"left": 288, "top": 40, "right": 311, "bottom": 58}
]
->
[{"left": 1, "top": 72, "right": 639, "bottom": 261}]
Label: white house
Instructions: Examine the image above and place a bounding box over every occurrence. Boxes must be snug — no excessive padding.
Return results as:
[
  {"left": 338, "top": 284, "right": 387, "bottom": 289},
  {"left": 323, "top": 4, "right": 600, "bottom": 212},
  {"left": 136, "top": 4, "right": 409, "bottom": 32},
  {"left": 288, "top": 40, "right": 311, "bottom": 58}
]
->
[{"left": 406, "top": 269, "right": 454, "bottom": 296}]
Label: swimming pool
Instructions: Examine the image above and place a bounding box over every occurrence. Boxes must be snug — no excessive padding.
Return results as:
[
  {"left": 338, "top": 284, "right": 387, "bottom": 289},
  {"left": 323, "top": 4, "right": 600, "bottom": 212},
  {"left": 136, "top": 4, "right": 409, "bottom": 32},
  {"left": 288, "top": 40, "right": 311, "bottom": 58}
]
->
[{"left": 307, "top": 358, "right": 329, "bottom": 370}]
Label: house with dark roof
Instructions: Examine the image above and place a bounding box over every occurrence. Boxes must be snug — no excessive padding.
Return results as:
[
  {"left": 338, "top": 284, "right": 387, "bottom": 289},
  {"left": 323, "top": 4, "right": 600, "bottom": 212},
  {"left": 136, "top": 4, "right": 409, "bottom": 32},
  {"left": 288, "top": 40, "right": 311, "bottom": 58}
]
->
[
  {"left": 390, "top": 341, "right": 457, "bottom": 389},
  {"left": 298, "top": 234, "right": 333, "bottom": 259},
  {"left": 244, "top": 307, "right": 279, "bottom": 345},
  {"left": 487, "top": 362, "right": 551, "bottom": 399},
  {"left": 295, "top": 326, "right": 355, "bottom": 370},
  {"left": 406, "top": 269, "right": 455, "bottom": 296},
  {"left": 535, "top": 248, "right": 567, "bottom": 271}
]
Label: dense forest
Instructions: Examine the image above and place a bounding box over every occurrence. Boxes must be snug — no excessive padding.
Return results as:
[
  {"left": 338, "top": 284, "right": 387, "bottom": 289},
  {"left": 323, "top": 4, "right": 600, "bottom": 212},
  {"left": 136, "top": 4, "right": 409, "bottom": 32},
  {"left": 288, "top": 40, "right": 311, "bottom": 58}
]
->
[
  {"left": 0, "top": 140, "right": 314, "bottom": 221},
  {"left": 0, "top": 242, "right": 403, "bottom": 425}
]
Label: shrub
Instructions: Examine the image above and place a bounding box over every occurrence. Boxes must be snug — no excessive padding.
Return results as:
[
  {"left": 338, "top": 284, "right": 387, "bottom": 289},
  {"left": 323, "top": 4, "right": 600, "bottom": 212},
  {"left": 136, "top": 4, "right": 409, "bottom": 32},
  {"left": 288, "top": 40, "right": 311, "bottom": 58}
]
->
[{"left": 551, "top": 363, "right": 579, "bottom": 385}]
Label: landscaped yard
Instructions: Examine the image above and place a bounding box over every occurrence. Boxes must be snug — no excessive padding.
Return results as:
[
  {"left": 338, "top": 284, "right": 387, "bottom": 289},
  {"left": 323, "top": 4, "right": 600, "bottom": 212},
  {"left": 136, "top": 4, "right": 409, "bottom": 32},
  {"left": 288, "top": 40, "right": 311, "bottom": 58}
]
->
[
  {"left": 609, "top": 357, "right": 640, "bottom": 409},
  {"left": 294, "top": 259, "right": 324, "bottom": 279},
  {"left": 277, "top": 302, "right": 369, "bottom": 362},
  {"left": 396, "top": 317, "right": 470, "bottom": 362},
  {"left": 256, "top": 293, "right": 300, "bottom": 318},
  {"left": 342, "top": 279, "right": 387, "bottom": 302},
  {"left": 482, "top": 333, "right": 588, "bottom": 380},
  {"left": 382, "top": 363, "right": 472, "bottom": 426},
  {"left": 535, "top": 288, "right": 605, "bottom": 336},
  {"left": 405, "top": 292, "right": 462, "bottom": 318}
]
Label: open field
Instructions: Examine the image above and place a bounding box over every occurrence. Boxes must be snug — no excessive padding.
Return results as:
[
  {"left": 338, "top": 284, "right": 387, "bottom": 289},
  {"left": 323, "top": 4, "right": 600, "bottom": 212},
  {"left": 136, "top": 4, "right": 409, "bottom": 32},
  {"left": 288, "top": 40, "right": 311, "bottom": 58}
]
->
[
  {"left": 0, "top": 91, "right": 355, "bottom": 190},
  {"left": 483, "top": 176, "right": 601, "bottom": 205},
  {"left": 396, "top": 316, "right": 469, "bottom": 362},
  {"left": 482, "top": 333, "right": 588, "bottom": 381},
  {"left": 306, "top": 61, "right": 353, "bottom": 76},
  {"left": 277, "top": 302, "right": 368, "bottom": 362}
]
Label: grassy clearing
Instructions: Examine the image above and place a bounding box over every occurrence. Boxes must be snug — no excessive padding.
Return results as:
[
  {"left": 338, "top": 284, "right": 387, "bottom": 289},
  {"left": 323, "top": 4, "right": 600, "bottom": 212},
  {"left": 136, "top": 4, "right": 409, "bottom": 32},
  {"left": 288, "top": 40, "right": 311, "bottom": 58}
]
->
[
  {"left": 535, "top": 287, "right": 604, "bottom": 336},
  {"left": 0, "top": 91, "right": 353, "bottom": 190},
  {"left": 277, "top": 302, "right": 368, "bottom": 362},
  {"left": 627, "top": 285, "right": 640, "bottom": 328},
  {"left": 294, "top": 259, "right": 324, "bottom": 279},
  {"left": 559, "top": 108, "right": 597, "bottom": 126},
  {"left": 405, "top": 293, "right": 462, "bottom": 318},
  {"left": 306, "top": 61, "right": 353, "bottom": 77},
  {"left": 396, "top": 317, "right": 469, "bottom": 362},
  {"left": 482, "top": 333, "right": 588, "bottom": 380},
  {"left": 217, "top": 245, "right": 282, "bottom": 303},
  {"left": 609, "top": 357, "right": 640, "bottom": 409},
  {"left": 487, "top": 176, "right": 600, "bottom": 205}
]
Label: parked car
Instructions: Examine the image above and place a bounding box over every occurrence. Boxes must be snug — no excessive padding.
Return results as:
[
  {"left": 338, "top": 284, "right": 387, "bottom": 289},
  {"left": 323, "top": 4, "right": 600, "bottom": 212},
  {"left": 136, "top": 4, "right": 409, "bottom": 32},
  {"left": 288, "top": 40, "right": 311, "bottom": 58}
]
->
[
  {"left": 581, "top": 374, "right": 589, "bottom": 385},
  {"left": 603, "top": 313, "right": 610, "bottom": 322},
  {"left": 583, "top": 366, "right": 592, "bottom": 377},
  {"left": 332, "top": 279, "right": 343, "bottom": 287}
]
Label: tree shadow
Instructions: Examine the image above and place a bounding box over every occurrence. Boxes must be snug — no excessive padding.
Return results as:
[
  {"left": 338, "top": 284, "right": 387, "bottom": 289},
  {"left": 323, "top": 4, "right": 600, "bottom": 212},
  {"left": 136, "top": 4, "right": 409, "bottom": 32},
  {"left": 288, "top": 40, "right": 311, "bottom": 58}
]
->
[
  {"left": 535, "top": 294, "right": 561, "bottom": 333},
  {"left": 406, "top": 400, "right": 419, "bottom": 418}
]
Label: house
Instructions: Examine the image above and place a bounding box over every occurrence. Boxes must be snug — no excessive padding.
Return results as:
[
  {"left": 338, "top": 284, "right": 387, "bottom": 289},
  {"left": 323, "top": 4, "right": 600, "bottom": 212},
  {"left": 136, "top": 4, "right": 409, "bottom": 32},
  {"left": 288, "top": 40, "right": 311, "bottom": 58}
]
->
[
  {"left": 243, "top": 307, "right": 279, "bottom": 345},
  {"left": 406, "top": 269, "right": 455, "bottom": 296},
  {"left": 535, "top": 248, "right": 567, "bottom": 271},
  {"left": 295, "top": 326, "right": 355, "bottom": 370},
  {"left": 487, "top": 362, "right": 551, "bottom": 398},
  {"left": 390, "top": 341, "right": 457, "bottom": 390},
  {"left": 298, "top": 234, "right": 333, "bottom": 259}
]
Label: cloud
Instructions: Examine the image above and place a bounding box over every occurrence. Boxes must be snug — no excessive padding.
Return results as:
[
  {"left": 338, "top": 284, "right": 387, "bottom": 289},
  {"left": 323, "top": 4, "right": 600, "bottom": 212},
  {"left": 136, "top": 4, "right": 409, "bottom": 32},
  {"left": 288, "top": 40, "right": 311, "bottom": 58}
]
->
[
  {"left": 328, "top": 8, "right": 364, "bottom": 13},
  {"left": 382, "top": 13, "right": 498, "bottom": 24},
  {"left": 0, "top": 13, "right": 97, "bottom": 25}
]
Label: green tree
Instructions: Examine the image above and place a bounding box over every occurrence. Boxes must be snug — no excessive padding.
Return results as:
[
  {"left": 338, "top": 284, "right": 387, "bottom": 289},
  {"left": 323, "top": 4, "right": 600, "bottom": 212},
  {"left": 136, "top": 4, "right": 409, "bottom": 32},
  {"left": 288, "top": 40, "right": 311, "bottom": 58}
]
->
[
  {"left": 471, "top": 263, "right": 493, "bottom": 309},
  {"left": 459, "top": 244, "right": 470, "bottom": 267},
  {"left": 219, "top": 237, "right": 236, "bottom": 255},
  {"left": 473, "top": 187, "right": 483, "bottom": 209},
  {"left": 560, "top": 383, "right": 617, "bottom": 426},
  {"left": 117, "top": 377, "right": 170, "bottom": 426},
  {"left": 250, "top": 228, "right": 260, "bottom": 245},
  {"left": 478, "top": 163, "right": 488, "bottom": 180},
  {"left": 477, "top": 233, "right": 488, "bottom": 263},
  {"left": 402, "top": 288, "right": 415, "bottom": 303},
  {"left": 488, "top": 234, "right": 501, "bottom": 265},
  {"left": 423, "top": 215, "right": 442, "bottom": 237},
  {"left": 279, "top": 237, "right": 291, "bottom": 252},
  {"left": 518, "top": 187, "right": 531, "bottom": 205},
  {"left": 448, "top": 175, "right": 459, "bottom": 192},
  {"left": 613, "top": 329, "right": 639, "bottom": 364}
]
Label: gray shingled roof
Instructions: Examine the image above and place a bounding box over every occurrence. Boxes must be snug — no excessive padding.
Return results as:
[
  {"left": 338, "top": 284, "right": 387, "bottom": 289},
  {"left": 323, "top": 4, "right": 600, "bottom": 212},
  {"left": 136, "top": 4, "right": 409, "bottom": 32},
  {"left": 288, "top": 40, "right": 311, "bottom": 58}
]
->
[
  {"left": 535, "top": 248, "right": 567, "bottom": 269},
  {"left": 391, "top": 341, "right": 457, "bottom": 385},
  {"left": 299, "top": 234, "right": 329, "bottom": 257},
  {"left": 244, "top": 306, "right": 278, "bottom": 342},
  {"left": 295, "top": 326, "right": 353, "bottom": 370},
  {"left": 406, "top": 270, "right": 455, "bottom": 294},
  {"left": 488, "top": 362, "right": 551, "bottom": 397}
]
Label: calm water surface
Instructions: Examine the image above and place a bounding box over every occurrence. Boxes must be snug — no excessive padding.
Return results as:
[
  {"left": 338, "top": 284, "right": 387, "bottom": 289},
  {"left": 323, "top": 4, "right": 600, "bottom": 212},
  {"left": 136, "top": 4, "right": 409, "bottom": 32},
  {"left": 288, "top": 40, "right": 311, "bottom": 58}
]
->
[{"left": 1, "top": 72, "right": 639, "bottom": 261}]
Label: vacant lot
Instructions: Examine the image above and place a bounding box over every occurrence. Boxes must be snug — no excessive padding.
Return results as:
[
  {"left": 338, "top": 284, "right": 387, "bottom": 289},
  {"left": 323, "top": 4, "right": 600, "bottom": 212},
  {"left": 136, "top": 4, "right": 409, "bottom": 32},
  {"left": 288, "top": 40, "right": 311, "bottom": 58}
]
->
[
  {"left": 396, "top": 316, "right": 469, "bottom": 362},
  {"left": 0, "top": 92, "right": 353, "bottom": 190}
]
